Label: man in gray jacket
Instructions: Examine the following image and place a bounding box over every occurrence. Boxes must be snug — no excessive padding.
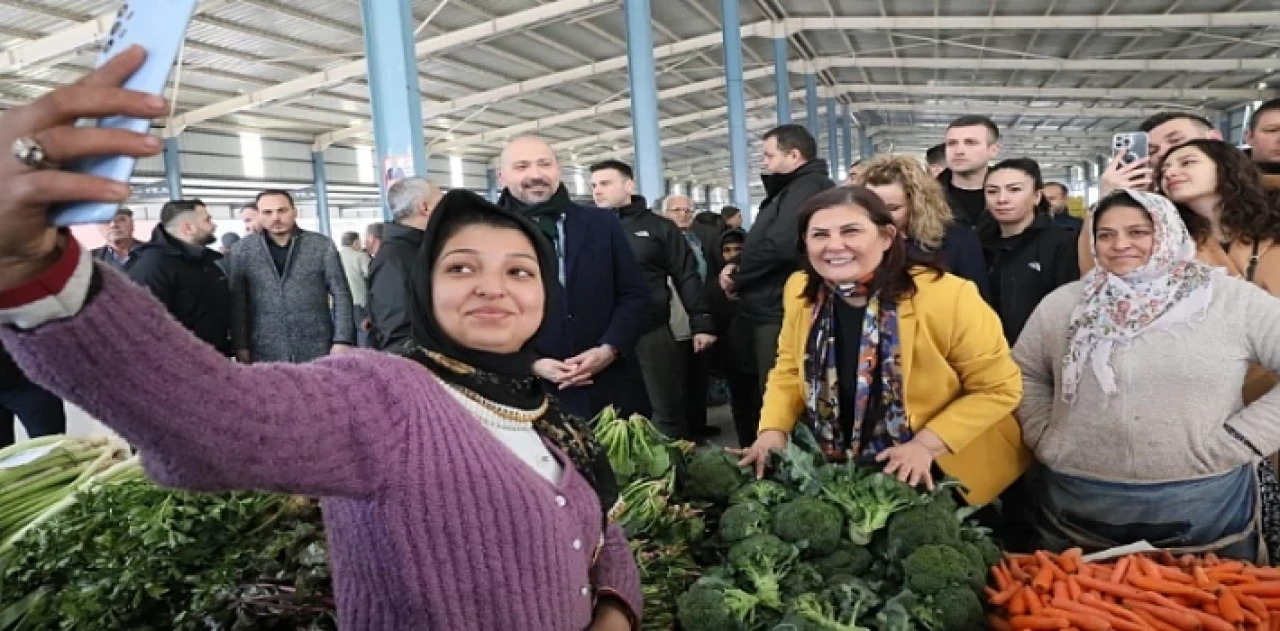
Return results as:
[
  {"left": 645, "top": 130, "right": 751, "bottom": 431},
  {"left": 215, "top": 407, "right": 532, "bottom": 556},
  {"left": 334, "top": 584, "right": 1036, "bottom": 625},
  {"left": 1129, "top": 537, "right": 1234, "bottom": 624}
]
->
[{"left": 228, "top": 190, "right": 356, "bottom": 363}]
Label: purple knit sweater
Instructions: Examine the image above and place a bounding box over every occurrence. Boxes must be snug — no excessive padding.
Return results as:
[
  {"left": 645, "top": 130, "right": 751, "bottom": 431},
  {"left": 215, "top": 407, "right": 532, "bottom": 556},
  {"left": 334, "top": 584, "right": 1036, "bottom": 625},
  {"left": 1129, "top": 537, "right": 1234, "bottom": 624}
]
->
[{"left": 0, "top": 266, "right": 642, "bottom": 630}]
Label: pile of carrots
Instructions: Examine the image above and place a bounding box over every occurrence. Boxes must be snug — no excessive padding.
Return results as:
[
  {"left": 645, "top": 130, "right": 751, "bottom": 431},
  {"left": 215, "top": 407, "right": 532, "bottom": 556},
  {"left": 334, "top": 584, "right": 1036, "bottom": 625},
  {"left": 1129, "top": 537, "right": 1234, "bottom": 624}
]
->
[{"left": 985, "top": 549, "right": 1280, "bottom": 630}]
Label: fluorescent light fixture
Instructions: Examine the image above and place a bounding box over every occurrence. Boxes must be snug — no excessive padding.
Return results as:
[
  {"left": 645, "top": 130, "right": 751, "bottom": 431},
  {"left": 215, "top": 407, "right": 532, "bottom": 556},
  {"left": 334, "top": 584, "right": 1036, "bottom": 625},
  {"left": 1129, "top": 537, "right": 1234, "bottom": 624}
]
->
[
  {"left": 449, "top": 155, "right": 465, "bottom": 189},
  {"left": 239, "top": 132, "right": 265, "bottom": 180},
  {"left": 356, "top": 146, "right": 375, "bottom": 184}
]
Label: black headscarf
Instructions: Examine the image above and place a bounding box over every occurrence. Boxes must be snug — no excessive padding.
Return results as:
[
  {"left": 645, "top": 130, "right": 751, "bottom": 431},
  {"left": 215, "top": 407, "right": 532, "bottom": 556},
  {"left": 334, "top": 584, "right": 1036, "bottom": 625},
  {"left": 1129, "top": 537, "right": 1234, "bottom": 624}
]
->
[
  {"left": 497, "top": 183, "right": 573, "bottom": 248},
  {"left": 399, "top": 189, "right": 617, "bottom": 519}
]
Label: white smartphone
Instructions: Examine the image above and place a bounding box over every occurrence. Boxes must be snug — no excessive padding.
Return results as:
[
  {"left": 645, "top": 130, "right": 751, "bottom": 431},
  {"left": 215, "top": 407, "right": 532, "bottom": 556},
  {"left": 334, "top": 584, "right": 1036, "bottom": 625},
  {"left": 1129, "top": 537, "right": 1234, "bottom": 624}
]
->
[
  {"left": 47, "top": 0, "right": 199, "bottom": 227},
  {"left": 1112, "top": 132, "right": 1150, "bottom": 166}
]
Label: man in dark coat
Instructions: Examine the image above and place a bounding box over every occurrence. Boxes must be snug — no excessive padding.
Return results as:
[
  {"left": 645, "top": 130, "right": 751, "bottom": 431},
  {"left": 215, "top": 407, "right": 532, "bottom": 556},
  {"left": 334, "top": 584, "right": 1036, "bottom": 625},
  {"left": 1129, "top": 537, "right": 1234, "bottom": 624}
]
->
[
  {"left": 0, "top": 347, "right": 65, "bottom": 448},
  {"left": 127, "top": 200, "right": 231, "bottom": 355},
  {"left": 720, "top": 124, "right": 835, "bottom": 388},
  {"left": 497, "top": 136, "right": 651, "bottom": 420},
  {"left": 90, "top": 206, "right": 145, "bottom": 271},
  {"left": 589, "top": 160, "right": 715, "bottom": 438},
  {"left": 227, "top": 190, "right": 356, "bottom": 364},
  {"left": 367, "top": 176, "right": 441, "bottom": 351}
]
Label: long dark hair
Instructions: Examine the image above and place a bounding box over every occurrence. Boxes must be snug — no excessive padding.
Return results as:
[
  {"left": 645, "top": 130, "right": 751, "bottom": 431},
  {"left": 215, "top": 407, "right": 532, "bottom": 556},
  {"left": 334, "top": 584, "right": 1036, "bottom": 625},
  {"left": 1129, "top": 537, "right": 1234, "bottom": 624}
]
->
[
  {"left": 796, "top": 186, "right": 944, "bottom": 303},
  {"left": 986, "top": 157, "right": 1053, "bottom": 216},
  {"left": 1157, "top": 138, "right": 1280, "bottom": 243}
]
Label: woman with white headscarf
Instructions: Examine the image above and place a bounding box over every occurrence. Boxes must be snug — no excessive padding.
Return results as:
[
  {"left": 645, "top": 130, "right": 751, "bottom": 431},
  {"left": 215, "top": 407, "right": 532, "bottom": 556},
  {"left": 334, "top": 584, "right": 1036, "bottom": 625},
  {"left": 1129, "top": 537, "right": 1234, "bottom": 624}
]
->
[{"left": 1013, "top": 189, "right": 1280, "bottom": 561}]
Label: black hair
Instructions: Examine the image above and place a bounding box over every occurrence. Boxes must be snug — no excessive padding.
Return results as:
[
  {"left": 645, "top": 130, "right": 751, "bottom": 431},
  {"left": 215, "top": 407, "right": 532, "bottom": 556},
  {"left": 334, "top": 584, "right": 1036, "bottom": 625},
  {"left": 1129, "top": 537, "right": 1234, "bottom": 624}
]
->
[
  {"left": 159, "top": 199, "right": 205, "bottom": 225},
  {"left": 925, "top": 143, "right": 946, "bottom": 166},
  {"left": 366, "top": 222, "right": 384, "bottom": 240},
  {"left": 430, "top": 207, "right": 530, "bottom": 263},
  {"left": 721, "top": 229, "right": 746, "bottom": 246},
  {"left": 947, "top": 115, "right": 1001, "bottom": 143},
  {"left": 987, "top": 158, "right": 1052, "bottom": 216},
  {"left": 1157, "top": 138, "right": 1280, "bottom": 243},
  {"left": 795, "top": 186, "right": 944, "bottom": 303},
  {"left": 588, "top": 159, "right": 634, "bottom": 180},
  {"left": 1044, "top": 181, "right": 1069, "bottom": 196},
  {"left": 721, "top": 205, "right": 742, "bottom": 220},
  {"left": 1139, "top": 112, "right": 1215, "bottom": 134},
  {"left": 1250, "top": 98, "right": 1280, "bottom": 132},
  {"left": 763, "top": 124, "right": 818, "bottom": 161},
  {"left": 255, "top": 189, "right": 296, "bottom": 208}
]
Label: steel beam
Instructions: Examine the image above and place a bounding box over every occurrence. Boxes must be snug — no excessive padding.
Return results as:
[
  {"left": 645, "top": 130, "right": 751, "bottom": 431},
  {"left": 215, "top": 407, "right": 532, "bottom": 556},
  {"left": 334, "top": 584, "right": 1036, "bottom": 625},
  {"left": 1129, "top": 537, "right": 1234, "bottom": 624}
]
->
[
  {"left": 826, "top": 98, "right": 839, "bottom": 180},
  {"left": 773, "top": 38, "right": 791, "bottom": 124},
  {"left": 841, "top": 104, "right": 853, "bottom": 175},
  {"left": 721, "top": 0, "right": 751, "bottom": 222},
  {"left": 804, "top": 73, "right": 820, "bottom": 138},
  {"left": 360, "top": 0, "right": 427, "bottom": 218},
  {"left": 313, "top": 150, "right": 332, "bottom": 237},
  {"left": 624, "top": 0, "right": 664, "bottom": 200},
  {"left": 163, "top": 137, "right": 183, "bottom": 201}
]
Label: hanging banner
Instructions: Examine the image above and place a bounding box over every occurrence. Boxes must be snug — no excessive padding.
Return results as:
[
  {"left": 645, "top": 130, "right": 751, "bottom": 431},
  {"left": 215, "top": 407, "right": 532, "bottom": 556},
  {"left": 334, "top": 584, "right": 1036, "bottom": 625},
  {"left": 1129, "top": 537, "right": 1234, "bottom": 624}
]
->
[{"left": 382, "top": 154, "right": 415, "bottom": 191}]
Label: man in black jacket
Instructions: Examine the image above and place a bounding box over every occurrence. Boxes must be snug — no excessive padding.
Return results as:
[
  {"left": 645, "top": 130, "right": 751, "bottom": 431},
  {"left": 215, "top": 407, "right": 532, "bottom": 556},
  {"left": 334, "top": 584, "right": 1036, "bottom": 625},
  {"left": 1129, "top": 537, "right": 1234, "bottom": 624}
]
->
[
  {"left": 367, "top": 176, "right": 441, "bottom": 351},
  {"left": 0, "top": 348, "right": 65, "bottom": 448},
  {"left": 128, "top": 200, "right": 231, "bottom": 356},
  {"left": 719, "top": 124, "right": 834, "bottom": 388},
  {"left": 589, "top": 160, "right": 716, "bottom": 439}
]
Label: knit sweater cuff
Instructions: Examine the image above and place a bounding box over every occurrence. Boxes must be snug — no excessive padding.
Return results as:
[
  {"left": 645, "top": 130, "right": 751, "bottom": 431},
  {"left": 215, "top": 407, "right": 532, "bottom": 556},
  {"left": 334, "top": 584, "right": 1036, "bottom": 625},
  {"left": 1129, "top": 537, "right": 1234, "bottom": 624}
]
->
[
  {"left": 0, "top": 236, "right": 92, "bottom": 330},
  {"left": 594, "top": 588, "right": 640, "bottom": 630}
]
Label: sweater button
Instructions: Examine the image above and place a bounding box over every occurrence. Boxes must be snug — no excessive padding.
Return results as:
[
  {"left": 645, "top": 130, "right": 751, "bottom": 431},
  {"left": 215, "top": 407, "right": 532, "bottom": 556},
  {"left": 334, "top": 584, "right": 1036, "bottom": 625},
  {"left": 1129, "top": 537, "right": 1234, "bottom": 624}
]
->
[
  {"left": 572, "top": 538, "right": 583, "bottom": 550},
  {"left": 580, "top": 586, "right": 590, "bottom": 597},
  {"left": 555, "top": 495, "right": 567, "bottom": 507}
]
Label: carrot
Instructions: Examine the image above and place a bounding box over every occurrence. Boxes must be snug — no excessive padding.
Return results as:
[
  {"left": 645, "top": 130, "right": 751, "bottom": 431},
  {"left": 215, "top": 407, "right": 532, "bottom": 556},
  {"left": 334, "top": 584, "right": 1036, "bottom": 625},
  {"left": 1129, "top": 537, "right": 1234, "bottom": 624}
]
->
[
  {"left": 1253, "top": 596, "right": 1280, "bottom": 610},
  {"left": 1077, "top": 575, "right": 1153, "bottom": 601},
  {"left": 1127, "top": 575, "right": 1217, "bottom": 604},
  {"left": 1111, "top": 558, "right": 1133, "bottom": 584},
  {"left": 994, "top": 562, "right": 1012, "bottom": 590},
  {"left": 1038, "top": 551, "right": 1069, "bottom": 580},
  {"left": 1207, "top": 572, "right": 1257, "bottom": 585},
  {"left": 990, "top": 583, "right": 1022, "bottom": 607},
  {"left": 1216, "top": 587, "right": 1246, "bottom": 624},
  {"left": 1041, "top": 606, "right": 1112, "bottom": 631},
  {"left": 1139, "top": 593, "right": 1238, "bottom": 631},
  {"left": 1034, "top": 563, "right": 1058, "bottom": 594},
  {"left": 1123, "top": 600, "right": 1202, "bottom": 631},
  {"left": 1060, "top": 548, "right": 1084, "bottom": 574},
  {"left": 1079, "top": 592, "right": 1154, "bottom": 629},
  {"left": 1232, "top": 591, "right": 1270, "bottom": 621},
  {"left": 1233, "top": 582, "right": 1280, "bottom": 598},
  {"left": 1027, "top": 589, "right": 1046, "bottom": 615},
  {"left": 1128, "top": 607, "right": 1184, "bottom": 631},
  {"left": 1155, "top": 565, "right": 1194, "bottom": 585},
  {"left": 1244, "top": 567, "right": 1280, "bottom": 581},
  {"left": 1137, "top": 556, "right": 1164, "bottom": 580},
  {"left": 1052, "top": 596, "right": 1149, "bottom": 631},
  {"left": 1192, "top": 566, "right": 1214, "bottom": 590},
  {"left": 1054, "top": 580, "right": 1071, "bottom": 603},
  {"left": 1212, "top": 561, "right": 1244, "bottom": 574},
  {"left": 1068, "top": 575, "right": 1084, "bottom": 601},
  {"left": 1156, "top": 551, "right": 1179, "bottom": 567},
  {"left": 1009, "top": 614, "right": 1071, "bottom": 629},
  {"left": 1204, "top": 552, "right": 1221, "bottom": 566},
  {"left": 988, "top": 614, "right": 1015, "bottom": 631},
  {"left": 1011, "top": 560, "right": 1034, "bottom": 583}
]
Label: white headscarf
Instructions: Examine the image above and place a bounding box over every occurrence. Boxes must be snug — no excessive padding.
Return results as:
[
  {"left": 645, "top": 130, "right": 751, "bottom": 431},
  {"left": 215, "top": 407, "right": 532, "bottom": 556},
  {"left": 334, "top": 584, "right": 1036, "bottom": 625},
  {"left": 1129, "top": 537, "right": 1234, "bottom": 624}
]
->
[{"left": 1062, "top": 190, "right": 1216, "bottom": 401}]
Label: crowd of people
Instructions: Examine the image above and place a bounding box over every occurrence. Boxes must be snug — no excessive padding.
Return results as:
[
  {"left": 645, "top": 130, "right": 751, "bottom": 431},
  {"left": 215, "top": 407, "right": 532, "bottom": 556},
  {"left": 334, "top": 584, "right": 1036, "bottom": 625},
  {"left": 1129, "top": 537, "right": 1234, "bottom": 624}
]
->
[{"left": 3, "top": 47, "right": 1280, "bottom": 627}]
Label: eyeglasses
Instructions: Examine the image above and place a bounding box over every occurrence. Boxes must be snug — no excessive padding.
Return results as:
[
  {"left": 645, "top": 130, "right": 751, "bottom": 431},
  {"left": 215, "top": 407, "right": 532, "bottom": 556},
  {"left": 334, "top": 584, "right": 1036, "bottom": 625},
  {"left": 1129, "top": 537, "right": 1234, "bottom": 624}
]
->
[{"left": 667, "top": 207, "right": 693, "bottom": 214}]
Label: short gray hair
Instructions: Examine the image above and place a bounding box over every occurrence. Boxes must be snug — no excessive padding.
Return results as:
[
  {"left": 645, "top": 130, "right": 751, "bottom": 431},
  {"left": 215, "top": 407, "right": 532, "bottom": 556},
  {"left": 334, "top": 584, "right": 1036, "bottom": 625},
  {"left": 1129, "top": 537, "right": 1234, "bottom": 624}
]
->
[{"left": 387, "top": 177, "right": 438, "bottom": 221}]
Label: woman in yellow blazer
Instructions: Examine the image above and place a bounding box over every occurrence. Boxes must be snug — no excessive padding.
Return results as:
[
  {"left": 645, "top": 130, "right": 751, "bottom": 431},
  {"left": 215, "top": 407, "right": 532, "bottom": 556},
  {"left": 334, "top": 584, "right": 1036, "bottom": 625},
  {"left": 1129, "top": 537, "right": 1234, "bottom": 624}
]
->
[{"left": 733, "top": 186, "right": 1031, "bottom": 507}]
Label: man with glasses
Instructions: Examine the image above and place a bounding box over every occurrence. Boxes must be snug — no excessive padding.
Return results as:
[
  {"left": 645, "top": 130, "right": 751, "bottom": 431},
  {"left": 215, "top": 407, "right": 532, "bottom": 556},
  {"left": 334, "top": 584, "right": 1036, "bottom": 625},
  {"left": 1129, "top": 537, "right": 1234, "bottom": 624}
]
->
[{"left": 663, "top": 194, "right": 723, "bottom": 439}]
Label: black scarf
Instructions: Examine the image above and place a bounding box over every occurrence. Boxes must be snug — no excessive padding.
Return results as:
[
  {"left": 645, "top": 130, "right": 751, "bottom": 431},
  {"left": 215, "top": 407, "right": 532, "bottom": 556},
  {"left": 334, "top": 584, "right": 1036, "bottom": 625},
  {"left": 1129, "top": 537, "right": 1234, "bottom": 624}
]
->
[
  {"left": 497, "top": 184, "right": 573, "bottom": 248},
  {"left": 400, "top": 189, "right": 617, "bottom": 521}
]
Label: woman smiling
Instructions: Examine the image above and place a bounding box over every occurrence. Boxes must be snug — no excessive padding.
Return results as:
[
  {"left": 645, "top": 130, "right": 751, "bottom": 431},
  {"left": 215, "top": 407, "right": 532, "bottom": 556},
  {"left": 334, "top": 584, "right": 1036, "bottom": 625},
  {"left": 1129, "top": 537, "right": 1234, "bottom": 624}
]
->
[{"left": 733, "top": 186, "right": 1030, "bottom": 510}]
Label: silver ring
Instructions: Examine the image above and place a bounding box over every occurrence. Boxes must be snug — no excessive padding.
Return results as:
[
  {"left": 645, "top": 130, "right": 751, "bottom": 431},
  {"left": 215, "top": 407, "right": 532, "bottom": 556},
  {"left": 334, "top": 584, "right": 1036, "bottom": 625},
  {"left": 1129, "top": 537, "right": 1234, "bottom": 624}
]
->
[{"left": 12, "top": 136, "right": 57, "bottom": 169}]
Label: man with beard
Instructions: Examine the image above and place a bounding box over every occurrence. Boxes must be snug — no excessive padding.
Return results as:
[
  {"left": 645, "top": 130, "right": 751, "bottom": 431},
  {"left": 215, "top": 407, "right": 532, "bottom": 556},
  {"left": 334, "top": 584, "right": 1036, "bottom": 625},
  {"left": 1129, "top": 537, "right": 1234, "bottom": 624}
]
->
[
  {"left": 91, "top": 206, "right": 144, "bottom": 270},
  {"left": 590, "top": 159, "right": 714, "bottom": 439},
  {"left": 498, "top": 136, "right": 650, "bottom": 420},
  {"left": 128, "top": 200, "right": 232, "bottom": 355}
]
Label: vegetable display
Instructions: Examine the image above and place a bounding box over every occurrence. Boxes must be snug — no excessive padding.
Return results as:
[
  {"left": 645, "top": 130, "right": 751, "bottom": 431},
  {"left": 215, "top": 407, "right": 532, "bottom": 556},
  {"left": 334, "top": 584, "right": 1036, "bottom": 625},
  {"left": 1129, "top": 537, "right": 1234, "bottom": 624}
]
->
[
  {"left": 987, "top": 549, "right": 1280, "bottom": 631},
  {"left": 593, "top": 406, "right": 1002, "bottom": 631}
]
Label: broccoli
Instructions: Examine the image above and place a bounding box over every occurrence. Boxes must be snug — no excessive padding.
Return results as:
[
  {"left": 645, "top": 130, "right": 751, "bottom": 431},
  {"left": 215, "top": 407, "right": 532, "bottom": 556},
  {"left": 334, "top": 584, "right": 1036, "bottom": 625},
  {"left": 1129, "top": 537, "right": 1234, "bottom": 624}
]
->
[
  {"left": 773, "top": 497, "right": 844, "bottom": 555},
  {"left": 721, "top": 501, "right": 773, "bottom": 542},
  {"left": 676, "top": 576, "right": 762, "bottom": 631},
  {"left": 901, "top": 544, "right": 984, "bottom": 595},
  {"left": 955, "top": 541, "right": 988, "bottom": 579},
  {"left": 884, "top": 503, "right": 961, "bottom": 558},
  {"left": 727, "top": 534, "right": 800, "bottom": 609},
  {"left": 784, "top": 592, "right": 872, "bottom": 631},
  {"left": 821, "top": 472, "right": 919, "bottom": 546},
  {"left": 811, "top": 544, "right": 874, "bottom": 579},
  {"left": 876, "top": 590, "right": 941, "bottom": 631},
  {"left": 730, "top": 479, "right": 793, "bottom": 508},
  {"left": 680, "top": 447, "right": 750, "bottom": 503},
  {"left": 969, "top": 537, "right": 1003, "bottom": 570},
  {"left": 928, "top": 585, "right": 986, "bottom": 631},
  {"left": 780, "top": 563, "right": 824, "bottom": 599}
]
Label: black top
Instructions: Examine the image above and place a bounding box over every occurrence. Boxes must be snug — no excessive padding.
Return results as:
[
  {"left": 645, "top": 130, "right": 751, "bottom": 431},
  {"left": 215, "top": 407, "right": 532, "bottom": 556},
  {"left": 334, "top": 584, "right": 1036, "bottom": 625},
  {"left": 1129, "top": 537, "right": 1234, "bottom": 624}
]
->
[
  {"left": 127, "top": 224, "right": 232, "bottom": 356},
  {"left": 264, "top": 235, "right": 291, "bottom": 276},
  {"left": 367, "top": 222, "right": 424, "bottom": 351},
  {"left": 978, "top": 213, "right": 1080, "bottom": 344},
  {"left": 947, "top": 185, "right": 987, "bottom": 228},
  {"left": 834, "top": 297, "right": 883, "bottom": 456},
  {"left": 611, "top": 195, "right": 713, "bottom": 335}
]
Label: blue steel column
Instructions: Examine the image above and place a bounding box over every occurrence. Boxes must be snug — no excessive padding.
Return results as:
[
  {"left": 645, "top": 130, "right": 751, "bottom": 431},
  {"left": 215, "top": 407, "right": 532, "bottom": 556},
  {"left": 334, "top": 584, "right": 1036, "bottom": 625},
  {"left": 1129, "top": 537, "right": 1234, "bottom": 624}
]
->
[
  {"left": 360, "top": 0, "right": 428, "bottom": 220},
  {"left": 312, "top": 150, "right": 332, "bottom": 238},
  {"left": 773, "top": 38, "right": 791, "bottom": 124},
  {"left": 163, "top": 137, "right": 182, "bottom": 200},
  {"left": 841, "top": 105, "right": 853, "bottom": 174},
  {"left": 486, "top": 166, "right": 498, "bottom": 202},
  {"left": 859, "top": 125, "right": 873, "bottom": 160},
  {"left": 721, "top": 0, "right": 751, "bottom": 220},
  {"left": 825, "top": 98, "right": 839, "bottom": 180},
  {"left": 624, "top": 0, "right": 665, "bottom": 200},
  {"left": 804, "top": 73, "right": 819, "bottom": 137}
]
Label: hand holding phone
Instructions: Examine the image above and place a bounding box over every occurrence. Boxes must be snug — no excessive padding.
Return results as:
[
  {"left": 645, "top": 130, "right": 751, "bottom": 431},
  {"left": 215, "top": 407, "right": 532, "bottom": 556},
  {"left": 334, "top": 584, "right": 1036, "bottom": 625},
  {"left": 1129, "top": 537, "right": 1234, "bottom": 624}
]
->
[
  {"left": 1101, "top": 132, "right": 1154, "bottom": 194},
  {"left": 48, "top": 0, "right": 200, "bottom": 227}
]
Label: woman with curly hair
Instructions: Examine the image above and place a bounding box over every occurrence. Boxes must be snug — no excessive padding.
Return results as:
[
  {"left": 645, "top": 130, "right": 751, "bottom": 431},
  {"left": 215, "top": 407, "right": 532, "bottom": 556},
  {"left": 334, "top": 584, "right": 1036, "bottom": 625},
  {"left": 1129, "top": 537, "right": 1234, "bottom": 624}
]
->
[{"left": 857, "top": 155, "right": 989, "bottom": 298}]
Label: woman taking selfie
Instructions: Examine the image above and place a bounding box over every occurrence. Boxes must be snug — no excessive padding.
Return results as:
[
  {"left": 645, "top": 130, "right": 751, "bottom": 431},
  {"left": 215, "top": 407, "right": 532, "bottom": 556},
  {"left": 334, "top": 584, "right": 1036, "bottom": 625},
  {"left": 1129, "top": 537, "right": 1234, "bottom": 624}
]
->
[
  {"left": 0, "top": 49, "right": 639, "bottom": 631},
  {"left": 979, "top": 158, "right": 1080, "bottom": 345},
  {"left": 856, "top": 155, "right": 989, "bottom": 298},
  {"left": 733, "top": 186, "right": 1029, "bottom": 509},
  {"left": 1014, "top": 190, "right": 1280, "bottom": 561}
]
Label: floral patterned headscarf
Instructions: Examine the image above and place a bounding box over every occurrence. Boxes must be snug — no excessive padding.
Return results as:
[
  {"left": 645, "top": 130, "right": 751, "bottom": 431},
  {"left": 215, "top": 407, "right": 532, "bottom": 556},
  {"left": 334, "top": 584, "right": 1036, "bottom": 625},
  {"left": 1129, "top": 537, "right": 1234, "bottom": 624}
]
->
[{"left": 1062, "top": 189, "right": 1216, "bottom": 401}]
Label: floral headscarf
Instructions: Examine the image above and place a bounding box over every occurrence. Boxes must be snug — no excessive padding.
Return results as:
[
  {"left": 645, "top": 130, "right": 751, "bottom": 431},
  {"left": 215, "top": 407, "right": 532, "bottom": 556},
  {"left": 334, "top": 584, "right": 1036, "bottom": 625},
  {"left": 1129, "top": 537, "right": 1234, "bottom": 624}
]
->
[{"left": 1062, "top": 189, "right": 1216, "bottom": 401}]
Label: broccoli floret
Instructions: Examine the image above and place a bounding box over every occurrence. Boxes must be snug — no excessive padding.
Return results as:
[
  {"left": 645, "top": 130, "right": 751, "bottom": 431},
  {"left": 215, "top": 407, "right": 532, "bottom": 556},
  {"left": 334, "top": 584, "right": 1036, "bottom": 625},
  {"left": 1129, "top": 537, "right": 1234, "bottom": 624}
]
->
[
  {"left": 885, "top": 503, "right": 961, "bottom": 558},
  {"left": 773, "top": 497, "right": 844, "bottom": 555},
  {"left": 681, "top": 447, "right": 750, "bottom": 503},
  {"left": 970, "top": 537, "right": 1003, "bottom": 570},
  {"left": 928, "top": 585, "right": 986, "bottom": 631},
  {"left": 730, "top": 479, "right": 792, "bottom": 508},
  {"left": 780, "top": 563, "right": 825, "bottom": 598},
  {"left": 720, "top": 501, "right": 773, "bottom": 542},
  {"left": 822, "top": 472, "right": 920, "bottom": 545},
  {"left": 812, "top": 544, "right": 874, "bottom": 579},
  {"left": 901, "top": 545, "right": 983, "bottom": 595},
  {"left": 956, "top": 541, "right": 987, "bottom": 577},
  {"left": 727, "top": 534, "right": 800, "bottom": 609},
  {"left": 877, "top": 589, "right": 942, "bottom": 631},
  {"left": 785, "top": 592, "right": 873, "bottom": 631},
  {"left": 676, "top": 576, "right": 761, "bottom": 631}
]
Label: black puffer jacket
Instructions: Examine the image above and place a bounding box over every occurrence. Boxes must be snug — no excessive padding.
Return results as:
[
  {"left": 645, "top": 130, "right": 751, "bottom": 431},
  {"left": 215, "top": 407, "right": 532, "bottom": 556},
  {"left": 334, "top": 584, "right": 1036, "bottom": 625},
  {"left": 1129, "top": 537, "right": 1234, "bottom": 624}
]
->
[
  {"left": 978, "top": 213, "right": 1080, "bottom": 344},
  {"left": 367, "top": 222, "right": 424, "bottom": 351},
  {"left": 733, "top": 159, "right": 835, "bottom": 325},
  {"left": 613, "top": 196, "right": 714, "bottom": 335},
  {"left": 128, "top": 224, "right": 231, "bottom": 355}
]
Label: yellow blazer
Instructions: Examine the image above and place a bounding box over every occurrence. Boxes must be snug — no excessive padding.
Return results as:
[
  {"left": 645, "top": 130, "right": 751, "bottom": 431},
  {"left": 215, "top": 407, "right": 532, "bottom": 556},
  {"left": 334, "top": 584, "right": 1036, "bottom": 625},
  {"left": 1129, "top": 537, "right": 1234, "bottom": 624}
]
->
[{"left": 758, "top": 270, "right": 1032, "bottom": 506}]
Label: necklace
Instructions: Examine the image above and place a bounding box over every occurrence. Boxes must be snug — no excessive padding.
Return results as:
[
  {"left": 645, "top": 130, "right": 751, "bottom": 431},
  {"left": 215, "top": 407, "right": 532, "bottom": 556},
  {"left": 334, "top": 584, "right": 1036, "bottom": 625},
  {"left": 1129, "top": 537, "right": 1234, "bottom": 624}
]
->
[{"left": 438, "top": 380, "right": 547, "bottom": 425}]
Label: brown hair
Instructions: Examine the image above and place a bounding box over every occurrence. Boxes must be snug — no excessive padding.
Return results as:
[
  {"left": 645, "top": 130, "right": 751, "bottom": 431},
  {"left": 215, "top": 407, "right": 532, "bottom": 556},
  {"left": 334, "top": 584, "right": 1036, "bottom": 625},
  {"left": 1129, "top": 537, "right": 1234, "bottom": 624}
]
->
[
  {"left": 795, "top": 186, "right": 944, "bottom": 303},
  {"left": 858, "top": 155, "right": 954, "bottom": 250},
  {"left": 1158, "top": 139, "right": 1280, "bottom": 243}
]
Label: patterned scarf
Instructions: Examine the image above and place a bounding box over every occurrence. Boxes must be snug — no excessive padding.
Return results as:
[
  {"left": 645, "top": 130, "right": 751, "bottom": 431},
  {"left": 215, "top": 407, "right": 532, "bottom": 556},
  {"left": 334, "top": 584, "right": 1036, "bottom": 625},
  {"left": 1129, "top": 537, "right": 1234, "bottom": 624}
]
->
[
  {"left": 1062, "top": 190, "right": 1216, "bottom": 401},
  {"left": 804, "top": 277, "right": 912, "bottom": 462}
]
